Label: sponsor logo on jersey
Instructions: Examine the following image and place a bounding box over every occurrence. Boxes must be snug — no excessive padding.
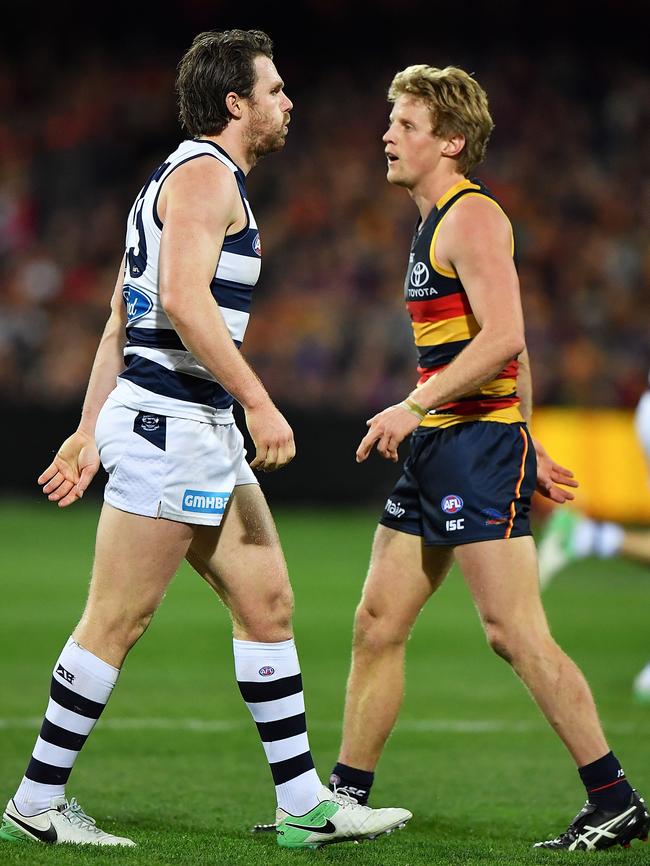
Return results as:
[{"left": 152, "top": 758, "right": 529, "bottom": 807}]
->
[
  {"left": 384, "top": 498, "right": 406, "bottom": 518},
  {"left": 441, "top": 494, "right": 464, "bottom": 514},
  {"left": 182, "top": 490, "right": 231, "bottom": 514},
  {"left": 410, "top": 261, "right": 430, "bottom": 287},
  {"left": 259, "top": 666, "right": 275, "bottom": 677},
  {"left": 253, "top": 233, "right": 261, "bottom": 256},
  {"left": 123, "top": 285, "right": 154, "bottom": 323},
  {"left": 481, "top": 507, "right": 509, "bottom": 526},
  {"left": 406, "top": 285, "right": 438, "bottom": 299},
  {"left": 445, "top": 518, "right": 465, "bottom": 531}
]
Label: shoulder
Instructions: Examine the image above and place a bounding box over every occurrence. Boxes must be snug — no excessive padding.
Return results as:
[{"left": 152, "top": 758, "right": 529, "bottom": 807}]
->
[
  {"left": 159, "top": 155, "right": 240, "bottom": 225},
  {"left": 442, "top": 190, "right": 511, "bottom": 240},
  {"left": 434, "top": 188, "right": 515, "bottom": 271},
  {"left": 165, "top": 154, "right": 238, "bottom": 198},
  {"left": 437, "top": 191, "right": 514, "bottom": 264}
]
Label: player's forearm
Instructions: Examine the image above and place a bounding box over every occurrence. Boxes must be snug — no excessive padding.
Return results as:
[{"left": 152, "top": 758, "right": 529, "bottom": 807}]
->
[
  {"left": 516, "top": 347, "right": 533, "bottom": 424},
  {"left": 78, "top": 312, "right": 126, "bottom": 436},
  {"left": 409, "top": 328, "right": 524, "bottom": 411},
  {"left": 165, "top": 296, "right": 270, "bottom": 411}
]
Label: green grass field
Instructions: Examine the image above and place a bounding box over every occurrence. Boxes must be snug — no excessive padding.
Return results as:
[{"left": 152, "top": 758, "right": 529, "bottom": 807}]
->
[{"left": 1, "top": 500, "right": 649, "bottom": 865}]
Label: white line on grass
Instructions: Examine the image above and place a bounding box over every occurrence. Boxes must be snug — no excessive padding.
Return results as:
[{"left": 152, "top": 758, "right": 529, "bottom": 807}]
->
[{"left": 0, "top": 717, "right": 644, "bottom": 735}]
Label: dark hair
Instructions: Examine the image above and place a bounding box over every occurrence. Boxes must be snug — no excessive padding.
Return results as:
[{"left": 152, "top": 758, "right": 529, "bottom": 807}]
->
[{"left": 176, "top": 29, "right": 274, "bottom": 137}]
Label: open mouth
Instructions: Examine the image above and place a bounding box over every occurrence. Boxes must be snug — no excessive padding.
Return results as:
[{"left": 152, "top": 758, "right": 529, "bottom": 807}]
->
[{"left": 386, "top": 153, "right": 398, "bottom": 163}]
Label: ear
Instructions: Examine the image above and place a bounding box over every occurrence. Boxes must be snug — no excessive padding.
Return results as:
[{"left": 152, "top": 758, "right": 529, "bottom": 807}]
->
[
  {"left": 225, "top": 91, "right": 243, "bottom": 120},
  {"left": 441, "top": 133, "right": 465, "bottom": 159}
]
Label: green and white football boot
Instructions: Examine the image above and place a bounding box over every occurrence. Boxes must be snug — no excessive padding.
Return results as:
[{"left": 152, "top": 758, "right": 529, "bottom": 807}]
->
[{"left": 276, "top": 785, "right": 411, "bottom": 849}]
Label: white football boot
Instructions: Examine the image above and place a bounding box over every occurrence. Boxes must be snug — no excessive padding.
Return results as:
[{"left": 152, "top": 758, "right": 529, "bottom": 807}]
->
[
  {"left": 0, "top": 796, "right": 135, "bottom": 846},
  {"left": 276, "top": 784, "right": 411, "bottom": 849}
]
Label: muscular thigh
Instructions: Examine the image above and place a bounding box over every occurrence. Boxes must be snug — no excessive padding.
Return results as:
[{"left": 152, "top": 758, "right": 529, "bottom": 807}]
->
[
  {"left": 186, "top": 484, "right": 292, "bottom": 638},
  {"left": 81, "top": 503, "right": 194, "bottom": 622},
  {"left": 455, "top": 535, "right": 550, "bottom": 638},
  {"left": 359, "top": 525, "right": 453, "bottom": 638}
]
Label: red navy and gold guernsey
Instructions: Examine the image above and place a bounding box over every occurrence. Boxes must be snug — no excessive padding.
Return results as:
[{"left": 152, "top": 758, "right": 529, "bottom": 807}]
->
[{"left": 405, "top": 177, "right": 523, "bottom": 429}]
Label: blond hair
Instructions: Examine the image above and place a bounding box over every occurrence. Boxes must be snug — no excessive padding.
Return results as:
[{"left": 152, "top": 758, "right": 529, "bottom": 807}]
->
[{"left": 388, "top": 65, "right": 494, "bottom": 176}]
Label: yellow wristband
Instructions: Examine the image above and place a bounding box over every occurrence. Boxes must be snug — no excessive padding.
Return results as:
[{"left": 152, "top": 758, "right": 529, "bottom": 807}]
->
[{"left": 401, "top": 397, "right": 427, "bottom": 420}]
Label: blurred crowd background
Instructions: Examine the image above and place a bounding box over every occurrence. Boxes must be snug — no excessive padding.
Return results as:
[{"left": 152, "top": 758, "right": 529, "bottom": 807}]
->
[{"left": 1, "top": 1, "right": 649, "bottom": 417}]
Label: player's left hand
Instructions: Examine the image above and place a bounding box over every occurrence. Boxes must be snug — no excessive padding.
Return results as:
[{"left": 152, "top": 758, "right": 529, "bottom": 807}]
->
[
  {"left": 533, "top": 438, "right": 578, "bottom": 503},
  {"left": 38, "top": 429, "right": 100, "bottom": 507},
  {"left": 356, "top": 404, "right": 421, "bottom": 463}
]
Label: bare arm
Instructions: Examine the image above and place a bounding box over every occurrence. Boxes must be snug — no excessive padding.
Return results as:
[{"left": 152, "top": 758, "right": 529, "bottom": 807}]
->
[
  {"left": 158, "top": 157, "right": 294, "bottom": 472},
  {"left": 39, "top": 257, "right": 127, "bottom": 506},
  {"left": 78, "top": 258, "right": 128, "bottom": 434}
]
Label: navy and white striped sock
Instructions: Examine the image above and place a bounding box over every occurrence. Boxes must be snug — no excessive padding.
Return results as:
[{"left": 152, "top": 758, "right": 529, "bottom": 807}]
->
[
  {"left": 234, "top": 638, "right": 321, "bottom": 816},
  {"left": 13, "top": 637, "right": 119, "bottom": 816}
]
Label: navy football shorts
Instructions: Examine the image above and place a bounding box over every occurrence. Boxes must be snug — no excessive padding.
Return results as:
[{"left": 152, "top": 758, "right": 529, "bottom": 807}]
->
[{"left": 379, "top": 421, "right": 536, "bottom": 546}]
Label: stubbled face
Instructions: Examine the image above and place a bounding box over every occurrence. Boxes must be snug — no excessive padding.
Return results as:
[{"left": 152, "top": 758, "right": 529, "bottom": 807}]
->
[
  {"left": 383, "top": 94, "right": 440, "bottom": 189},
  {"left": 245, "top": 55, "right": 293, "bottom": 158}
]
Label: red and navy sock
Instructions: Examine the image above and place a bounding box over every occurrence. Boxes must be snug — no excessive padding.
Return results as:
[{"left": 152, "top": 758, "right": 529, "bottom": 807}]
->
[
  {"left": 578, "top": 751, "right": 633, "bottom": 810},
  {"left": 329, "top": 762, "right": 374, "bottom": 805}
]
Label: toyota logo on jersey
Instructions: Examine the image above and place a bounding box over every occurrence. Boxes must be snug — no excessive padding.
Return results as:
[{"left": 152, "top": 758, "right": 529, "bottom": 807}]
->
[{"left": 410, "top": 261, "right": 430, "bottom": 287}]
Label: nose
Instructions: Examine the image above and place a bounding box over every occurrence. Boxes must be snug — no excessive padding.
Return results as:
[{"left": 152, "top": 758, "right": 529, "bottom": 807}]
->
[
  {"left": 382, "top": 125, "right": 394, "bottom": 143},
  {"left": 282, "top": 92, "right": 293, "bottom": 113}
]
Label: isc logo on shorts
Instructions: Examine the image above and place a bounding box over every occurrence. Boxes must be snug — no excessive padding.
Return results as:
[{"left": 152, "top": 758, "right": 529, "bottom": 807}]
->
[{"left": 182, "top": 490, "right": 230, "bottom": 514}]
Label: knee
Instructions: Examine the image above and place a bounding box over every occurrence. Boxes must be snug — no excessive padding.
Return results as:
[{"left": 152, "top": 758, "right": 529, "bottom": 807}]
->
[
  {"left": 265, "top": 585, "right": 294, "bottom": 633},
  {"left": 78, "top": 607, "right": 156, "bottom": 655},
  {"left": 483, "top": 618, "right": 529, "bottom": 665},
  {"left": 353, "top": 603, "right": 408, "bottom": 654},
  {"left": 235, "top": 585, "right": 294, "bottom": 643},
  {"left": 122, "top": 611, "right": 156, "bottom": 648},
  {"left": 483, "top": 619, "right": 550, "bottom": 667},
  {"left": 484, "top": 621, "right": 515, "bottom": 663}
]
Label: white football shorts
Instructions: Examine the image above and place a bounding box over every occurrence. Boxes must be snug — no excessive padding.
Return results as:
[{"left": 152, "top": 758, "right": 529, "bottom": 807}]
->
[{"left": 95, "top": 397, "right": 257, "bottom": 526}]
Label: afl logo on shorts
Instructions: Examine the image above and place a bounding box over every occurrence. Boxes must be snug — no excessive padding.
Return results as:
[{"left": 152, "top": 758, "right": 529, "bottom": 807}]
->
[
  {"left": 253, "top": 233, "right": 261, "bottom": 256},
  {"left": 259, "top": 666, "right": 275, "bottom": 677},
  {"left": 441, "top": 494, "right": 464, "bottom": 514}
]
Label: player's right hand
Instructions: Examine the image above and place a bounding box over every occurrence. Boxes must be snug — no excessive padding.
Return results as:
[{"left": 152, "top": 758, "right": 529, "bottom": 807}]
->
[
  {"left": 38, "top": 430, "right": 100, "bottom": 507},
  {"left": 245, "top": 402, "right": 296, "bottom": 472}
]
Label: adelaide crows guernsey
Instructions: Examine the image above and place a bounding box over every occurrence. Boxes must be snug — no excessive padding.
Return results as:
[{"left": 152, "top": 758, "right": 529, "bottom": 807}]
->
[
  {"left": 112, "top": 139, "right": 261, "bottom": 423},
  {"left": 405, "top": 178, "right": 523, "bottom": 429}
]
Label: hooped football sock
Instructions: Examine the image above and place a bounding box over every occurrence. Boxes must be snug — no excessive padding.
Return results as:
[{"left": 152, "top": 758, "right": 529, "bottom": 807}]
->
[
  {"left": 13, "top": 637, "right": 119, "bottom": 816},
  {"left": 234, "top": 638, "right": 321, "bottom": 816},
  {"left": 329, "top": 762, "right": 374, "bottom": 805},
  {"left": 579, "top": 751, "right": 633, "bottom": 810}
]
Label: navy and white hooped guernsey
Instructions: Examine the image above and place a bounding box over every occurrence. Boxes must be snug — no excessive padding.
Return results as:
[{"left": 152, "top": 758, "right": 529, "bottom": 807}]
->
[{"left": 112, "top": 139, "right": 261, "bottom": 423}]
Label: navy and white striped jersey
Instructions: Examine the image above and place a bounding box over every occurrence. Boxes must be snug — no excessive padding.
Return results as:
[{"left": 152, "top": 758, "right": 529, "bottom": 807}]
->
[{"left": 111, "top": 139, "right": 261, "bottom": 423}]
